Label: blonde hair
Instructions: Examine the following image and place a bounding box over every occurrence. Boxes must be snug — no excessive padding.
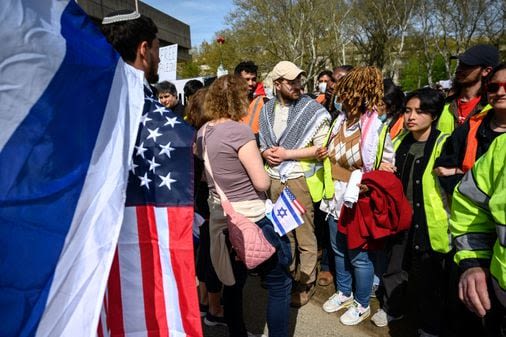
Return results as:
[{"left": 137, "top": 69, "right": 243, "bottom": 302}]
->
[
  {"left": 203, "top": 75, "right": 249, "bottom": 121},
  {"left": 334, "top": 66, "right": 384, "bottom": 124},
  {"left": 184, "top": 87, "right": 209, "bottom": 129}
]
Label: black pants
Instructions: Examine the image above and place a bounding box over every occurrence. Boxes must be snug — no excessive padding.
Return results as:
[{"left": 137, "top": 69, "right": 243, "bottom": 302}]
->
[
  {"left": 409, "top": 249, "right": 452, "bottom": 336},
  {"left": 223, "top": 257, "right": 248, "bottom": 337},
  {"left": 196, "top": 221, "right": 222, "bottom": 292},
  {"left": 378, "top": 231, "right": 409, "bottom": 317},
  {"left": 379, "top": 232, "right": 451, "bottom": 336}
]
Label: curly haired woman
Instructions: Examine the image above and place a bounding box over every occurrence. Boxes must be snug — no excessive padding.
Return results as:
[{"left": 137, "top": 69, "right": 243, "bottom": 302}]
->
[{"left": 317, "top": 67, "right": 396, "bottom": 325}]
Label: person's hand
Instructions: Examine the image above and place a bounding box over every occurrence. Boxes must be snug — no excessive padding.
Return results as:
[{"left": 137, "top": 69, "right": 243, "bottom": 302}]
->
[
  {"left": 272, "top": 146, "right": 289, "bottom": 161},
  {"left": 262, "top": 148, "right": 282, "bottom": 166},
  {"left": 459, "top": 267, "right": 491, "bottom": 317},
  {"left": 357, "top": 183, "right": 369, "bottom": 194},
  {"left": 315, "top": 147, "right": 328, "bottom": 161},
  {"left": 433, "top": 166, "right": 461, "bottom": 176},
  {"left": 262, "top": 146, "right": 286, "bottom": 166},
  {"left": 379, "top": 162, "right": 396, "bottom": 173}
]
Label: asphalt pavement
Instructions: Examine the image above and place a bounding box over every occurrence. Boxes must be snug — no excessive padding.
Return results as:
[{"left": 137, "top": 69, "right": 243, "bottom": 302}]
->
[{"left": 202, "top": 275, "right": 413, "bottom": 337}]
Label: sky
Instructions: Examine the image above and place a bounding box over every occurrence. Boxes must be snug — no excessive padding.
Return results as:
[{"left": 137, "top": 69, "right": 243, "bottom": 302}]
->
[{"left": 143, "top": 0, "right": 234, "bottom": 47}]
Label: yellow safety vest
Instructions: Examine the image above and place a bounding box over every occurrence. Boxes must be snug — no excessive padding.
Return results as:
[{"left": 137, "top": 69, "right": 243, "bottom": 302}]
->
[
  {"left": 393, "top": 130, "right": 451, "bottom": 253},
  {"left": 451, "top": 134, "right": 506, "bottom": 293},
  {"left": 437, "top": 102, "right": 492, "bottom": 135},
  {"left": 317, "top": 119, "right": 390, "bottom": 203}
]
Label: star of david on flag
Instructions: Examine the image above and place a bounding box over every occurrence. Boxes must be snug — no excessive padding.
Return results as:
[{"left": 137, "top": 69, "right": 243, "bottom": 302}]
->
[{"left": 268, "top": 187, "right": 305, "bottom": 236}]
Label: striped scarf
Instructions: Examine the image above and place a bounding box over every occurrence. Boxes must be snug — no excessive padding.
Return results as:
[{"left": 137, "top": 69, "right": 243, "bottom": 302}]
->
[
  {"left": 259, "top": 95, "right": 330, "bottom": 151},
  {"left": 259, "top": 95, "right": 330, "bottom": 181}
]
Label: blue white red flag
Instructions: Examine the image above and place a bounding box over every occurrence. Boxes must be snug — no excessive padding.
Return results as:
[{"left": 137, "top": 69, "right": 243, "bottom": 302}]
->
[
  {"left": 0, "top": 1, "right": 145, "bottom": 336},
  {"left": 269, "top": 187, "right": 305, "bottom": 236},
  {"left": 98, "top": 85, "right": 201, "bottom": 337}
]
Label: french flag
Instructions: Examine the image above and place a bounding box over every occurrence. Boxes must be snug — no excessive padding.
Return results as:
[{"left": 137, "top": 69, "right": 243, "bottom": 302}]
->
[{"left": 0, "top": 1, "right": 144, "bottom": 336}]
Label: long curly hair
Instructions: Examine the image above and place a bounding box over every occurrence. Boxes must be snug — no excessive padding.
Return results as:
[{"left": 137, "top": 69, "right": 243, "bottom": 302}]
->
[
  {"left": 203, "top": 75, "right": 249, "bottom": 121},
  {"left": 334, "top": 66, "right": 384, "bottom": 124},
  {"left": 184, "top": 88, "right": 209, "bottom": 129}
]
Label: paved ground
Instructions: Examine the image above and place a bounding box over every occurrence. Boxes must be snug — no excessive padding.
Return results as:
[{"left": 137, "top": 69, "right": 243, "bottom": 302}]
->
[{"left": 202, "top": 276, "right": 414, "bottom": 337}]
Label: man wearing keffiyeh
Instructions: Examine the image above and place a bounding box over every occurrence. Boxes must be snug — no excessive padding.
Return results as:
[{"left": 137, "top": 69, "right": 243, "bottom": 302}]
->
[{"left": 259, "top": 61, "right": 331, "bottom": 307}]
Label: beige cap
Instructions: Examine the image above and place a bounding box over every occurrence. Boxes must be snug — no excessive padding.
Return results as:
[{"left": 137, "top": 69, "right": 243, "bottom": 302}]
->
[{"left": 271, "top": 61, "right": 305, "bottom": 81}]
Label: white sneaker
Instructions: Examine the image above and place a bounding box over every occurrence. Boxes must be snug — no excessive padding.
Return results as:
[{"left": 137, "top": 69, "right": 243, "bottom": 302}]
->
[
  {"left": 339, "top": 301, "right": 370, "bottom": 326},
  {"left": 322, "top": 291, "right": 354, "bottom": 313},
  {"left": 247, "top": 333, "right": 267, "bottom": 337},
  {"left": 371, "top": 308, "right": 388, "bottom": 327},
  {"left": 371, "top": 308, "right": 404, "bottom": 327}
]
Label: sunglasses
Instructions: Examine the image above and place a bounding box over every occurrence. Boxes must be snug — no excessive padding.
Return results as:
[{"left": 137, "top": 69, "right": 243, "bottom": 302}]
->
[{"left": 487, "top": 82, "right": 506, "bottom": 93}]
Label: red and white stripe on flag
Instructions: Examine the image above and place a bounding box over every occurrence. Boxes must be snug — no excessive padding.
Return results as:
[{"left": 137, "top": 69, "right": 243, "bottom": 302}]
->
[{"left": 98, "top": 205, "right": 202, "bottom": 337}]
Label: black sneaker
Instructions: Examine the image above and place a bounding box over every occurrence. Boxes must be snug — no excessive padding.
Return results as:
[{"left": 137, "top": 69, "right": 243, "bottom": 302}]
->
[
  {"left": 204, "top": 312, "right": 227, "bottom": 327},
  {"left": 199, "top": 303, "right": 208, "bottom": 317}
]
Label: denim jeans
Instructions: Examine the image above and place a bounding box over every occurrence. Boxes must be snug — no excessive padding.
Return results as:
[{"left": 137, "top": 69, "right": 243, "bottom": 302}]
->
[
  {"left": 257, "top": 217, "right": 292, "bottom": 337},
  {"left": 328, "top": 216, "right": 374, "bottom": 308},
  {"left": 328, "top": 215, "right": 339, "bottom": 289}
]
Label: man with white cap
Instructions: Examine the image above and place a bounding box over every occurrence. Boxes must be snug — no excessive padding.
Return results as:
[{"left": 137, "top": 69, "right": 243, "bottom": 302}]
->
[{"left": 259, "top": 61, "right": 331, "bottom": 307}]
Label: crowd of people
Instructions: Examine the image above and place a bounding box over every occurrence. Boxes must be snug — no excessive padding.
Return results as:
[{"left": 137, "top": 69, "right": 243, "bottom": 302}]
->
[
  {"left": 100, "top": 8, "right": 505, "bottom": 337},
  {"left": 178, "top": 45, "right": 505, "bottom": 336}
]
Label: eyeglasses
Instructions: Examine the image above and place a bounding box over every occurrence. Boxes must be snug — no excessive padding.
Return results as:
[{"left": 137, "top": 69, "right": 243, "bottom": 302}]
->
[
  {"left": 280, "top": 78, "right": 302, "bottom": 86},
  {"left": 487, "top": 82, "right": 506, "bottom": 93}
]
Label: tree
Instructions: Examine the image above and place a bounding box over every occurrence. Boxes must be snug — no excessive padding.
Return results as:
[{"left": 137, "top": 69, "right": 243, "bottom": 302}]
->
[
  {"left": 348, "top": 0, "right": 419, "bottom": 82},
  {"left": 177, "top": 60, "right": 201, "bottom": 78},
  {"left": 432, "top": 0, "right": 494, "bottom": 76},
  {"left": 227, "top": 0, "right": 337, "bottom": 87},
  {"left": 327, "top": 0, "right": 354, "bottom": 67},
  {"left": 190, "top": 0, "right": 505, "bottom": 90}
]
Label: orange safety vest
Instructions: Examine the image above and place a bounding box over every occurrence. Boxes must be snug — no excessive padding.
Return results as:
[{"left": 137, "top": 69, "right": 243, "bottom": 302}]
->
[
  {"left": 315, "top": 94, "right": 326, "bottom": 105},
  {"left": 242, "top": 96, "right": 265, "bottom": 134},
  {"left": 389, "top": 115, "right": 404, "bottom": 139},
  {"left": 461, "top": 110, "right": 488, "bottom": 172}
]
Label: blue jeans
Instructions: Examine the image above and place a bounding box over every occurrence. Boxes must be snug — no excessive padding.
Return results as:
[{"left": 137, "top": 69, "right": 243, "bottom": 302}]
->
[
  {"left": 328, "top": 214, "right": 339, "bottom": 289},
  {"left": 328, "top": 216, "right": 374, "bottom": 308},
  {"left": 257, "top": 217, "right": 292, "bottom": 337}
]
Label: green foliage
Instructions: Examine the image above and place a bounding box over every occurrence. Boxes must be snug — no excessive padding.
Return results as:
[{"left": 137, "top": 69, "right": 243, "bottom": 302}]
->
[
  {"left": 177, "top": 60, "right": 201, "bottom": 79},
  {"left": 431, "top": 55, "right": 451, "bottom": 83},
  {"left": 399, "top": 56, "right": 428, "bottom": 91},
  {"left": 189, "top": 0, "right": 505, "bottom": 86}
]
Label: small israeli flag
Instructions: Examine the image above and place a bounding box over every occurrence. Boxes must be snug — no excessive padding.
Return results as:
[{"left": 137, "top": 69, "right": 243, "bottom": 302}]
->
[{"left": 268, "top": 187, "right": 306, "bottom": 236}]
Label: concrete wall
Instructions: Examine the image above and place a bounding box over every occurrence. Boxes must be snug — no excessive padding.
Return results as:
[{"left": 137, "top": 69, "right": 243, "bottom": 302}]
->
[{"left": 78, "top": 0, "right": 191, "bottom": 61}]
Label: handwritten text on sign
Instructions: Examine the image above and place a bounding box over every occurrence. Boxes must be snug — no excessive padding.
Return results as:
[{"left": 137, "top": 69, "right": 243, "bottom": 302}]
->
[{"left": 158, "top": 44, "right": 178, "bottom": 81}]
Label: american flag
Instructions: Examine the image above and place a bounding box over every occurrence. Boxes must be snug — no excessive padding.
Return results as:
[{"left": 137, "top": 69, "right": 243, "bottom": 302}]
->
[
  {"left": 269, "top": 187, "right": 305, "bottom": 236},
  {"left": 99, "top": 85, "right": 202, "bottom": 337}
]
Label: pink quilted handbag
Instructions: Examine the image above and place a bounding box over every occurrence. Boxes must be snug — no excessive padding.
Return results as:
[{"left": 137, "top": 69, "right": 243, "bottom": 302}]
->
[
  {"left": 202, "top": 123, "right": 275, "bottom": 269},
  {"left": 221, "top": 200, "right": 275, "bottom": 269}
]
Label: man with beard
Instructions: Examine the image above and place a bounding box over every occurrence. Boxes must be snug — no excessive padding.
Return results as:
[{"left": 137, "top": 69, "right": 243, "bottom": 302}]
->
[
  {"left": 259, "top": 61, "right": 331, "bottom": 307},
  {"left": 99, "top": 10, "right": 201, "bottom": 337},
  {"left": 437, "top": 44, "right": 499, "bottom": 134},
  {"left": 235, "top": 61, "right": 268, "bottom": 139}
]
